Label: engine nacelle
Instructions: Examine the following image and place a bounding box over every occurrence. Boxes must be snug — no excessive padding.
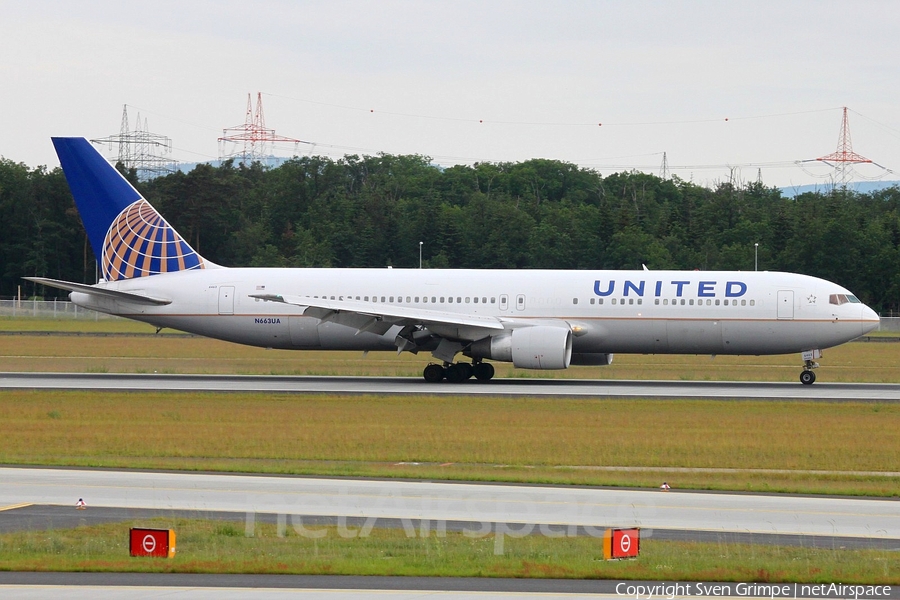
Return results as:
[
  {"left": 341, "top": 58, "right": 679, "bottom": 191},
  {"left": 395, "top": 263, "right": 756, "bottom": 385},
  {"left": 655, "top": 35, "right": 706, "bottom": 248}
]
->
[
  {"left": 469, "top": 326, "right": 573, "bottom": 370},
  {"left": 570, "top": 352, "right": 614, "bottom": 366}
]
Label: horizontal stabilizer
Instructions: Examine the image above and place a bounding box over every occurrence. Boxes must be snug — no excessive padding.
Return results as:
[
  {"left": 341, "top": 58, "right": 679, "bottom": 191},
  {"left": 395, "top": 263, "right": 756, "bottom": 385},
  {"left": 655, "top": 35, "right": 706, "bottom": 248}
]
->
[
  {"left": 24, "top": 277, "right": 172, "bottom": 306},
  {"left": 250, "top": 293, "right": 504, "bottom": 331}
]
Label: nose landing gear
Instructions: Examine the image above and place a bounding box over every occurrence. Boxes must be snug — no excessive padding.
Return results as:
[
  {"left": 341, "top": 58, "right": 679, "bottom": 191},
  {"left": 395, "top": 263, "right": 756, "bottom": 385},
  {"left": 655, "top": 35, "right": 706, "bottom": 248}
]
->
[
  {"left": 799, "top": 350, "right": 821, "bottom": 385},
  {"left": 799, "top": 368, "right": 816, "bottom": 385}
]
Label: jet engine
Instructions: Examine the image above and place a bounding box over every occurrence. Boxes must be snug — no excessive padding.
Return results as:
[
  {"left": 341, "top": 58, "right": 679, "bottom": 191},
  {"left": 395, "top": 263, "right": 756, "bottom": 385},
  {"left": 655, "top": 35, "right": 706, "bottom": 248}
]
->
[{"left": 468, "top": 326, "right": 573, "bottom": 369}]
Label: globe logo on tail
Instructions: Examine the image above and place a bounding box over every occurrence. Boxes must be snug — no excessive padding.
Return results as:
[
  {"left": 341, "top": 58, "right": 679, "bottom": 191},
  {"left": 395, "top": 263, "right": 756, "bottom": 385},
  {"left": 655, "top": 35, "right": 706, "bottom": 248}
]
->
[{"left": 102, "top": 200, "right": 204, "bottom": 281}]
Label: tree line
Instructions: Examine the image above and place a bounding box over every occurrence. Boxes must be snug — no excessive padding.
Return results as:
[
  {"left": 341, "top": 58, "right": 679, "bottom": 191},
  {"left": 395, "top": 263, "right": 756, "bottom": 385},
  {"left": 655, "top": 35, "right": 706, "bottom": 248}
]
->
[{"left": 2, "top": 153, "right": 899, "bottom": 313}]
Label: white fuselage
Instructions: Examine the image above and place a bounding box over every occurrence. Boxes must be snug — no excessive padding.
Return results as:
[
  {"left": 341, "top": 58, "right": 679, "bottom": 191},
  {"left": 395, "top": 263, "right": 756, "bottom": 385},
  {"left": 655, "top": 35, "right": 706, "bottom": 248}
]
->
[{"left": 69, "top": 268, "right": 880, "bottom": 358}]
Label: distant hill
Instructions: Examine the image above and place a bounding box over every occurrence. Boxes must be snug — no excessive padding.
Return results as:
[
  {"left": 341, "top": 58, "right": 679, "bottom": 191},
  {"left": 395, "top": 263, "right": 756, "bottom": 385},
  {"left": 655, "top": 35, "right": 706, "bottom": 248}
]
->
[
  {"left": 172, "top": 157, "right": 292, "bottom": 173},
  {"left": 780, "top": 180, "right": 900, "bottom": 197}
]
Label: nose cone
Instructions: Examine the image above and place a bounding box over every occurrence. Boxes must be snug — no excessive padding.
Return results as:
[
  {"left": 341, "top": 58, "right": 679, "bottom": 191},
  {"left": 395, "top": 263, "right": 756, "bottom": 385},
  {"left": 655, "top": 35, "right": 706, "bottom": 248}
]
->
[{"left": 861, "top": 304, "right": 880, "bottom": 335}]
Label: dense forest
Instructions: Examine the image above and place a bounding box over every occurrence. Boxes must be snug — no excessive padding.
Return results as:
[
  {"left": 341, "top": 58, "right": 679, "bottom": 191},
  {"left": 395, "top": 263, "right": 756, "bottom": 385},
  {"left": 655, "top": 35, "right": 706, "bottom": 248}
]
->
[{"left": 2, "top": 153, "right": 899, "bottom": 314}]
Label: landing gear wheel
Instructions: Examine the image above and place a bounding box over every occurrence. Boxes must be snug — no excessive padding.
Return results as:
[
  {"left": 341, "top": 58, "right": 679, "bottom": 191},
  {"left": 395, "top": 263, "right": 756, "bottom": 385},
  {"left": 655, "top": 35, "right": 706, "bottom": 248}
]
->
[
  {"left": 445, "top": 364, "right": 466, "bottom": 383},
  {"left": 459, "top": 363, "right": 474, "bottom": 380},
  {"left": 800, "top": 370, "right": 816, "bottom": 385},
  {"left": 473, "top": 362, "right": 495, "bottom": 381},
  {"left": 423, "top": 363, "right": 444, "bottom": 383}
]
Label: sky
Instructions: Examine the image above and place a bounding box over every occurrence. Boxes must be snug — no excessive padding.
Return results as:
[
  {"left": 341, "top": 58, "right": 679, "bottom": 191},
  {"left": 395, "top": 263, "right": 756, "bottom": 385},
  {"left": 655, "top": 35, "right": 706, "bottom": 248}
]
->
[{"left": 2, "top": 0, "right": 899, "bottom": 188}]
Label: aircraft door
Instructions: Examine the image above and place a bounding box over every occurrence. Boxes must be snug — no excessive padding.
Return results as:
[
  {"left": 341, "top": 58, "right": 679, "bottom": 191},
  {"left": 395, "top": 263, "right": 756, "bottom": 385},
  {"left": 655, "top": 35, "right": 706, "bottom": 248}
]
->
[
  {"left": 516, "top": 294, "right": 526, "bottom": 311},
  {"left": 218, "top": 286, "right": 235, "bottom": 315},
  {"left": 777, "top": 290, "right": 794, "bottom": 319},
  {"left": 499, "top": 294, "right": 508, "bottom": 311}
]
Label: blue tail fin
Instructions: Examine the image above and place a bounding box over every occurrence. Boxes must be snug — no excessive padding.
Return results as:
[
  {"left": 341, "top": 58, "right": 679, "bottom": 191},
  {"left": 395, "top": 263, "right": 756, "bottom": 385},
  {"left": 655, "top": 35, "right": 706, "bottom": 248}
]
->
[{"left": 52, "top": 137, "right": 208, "bottom": 281}]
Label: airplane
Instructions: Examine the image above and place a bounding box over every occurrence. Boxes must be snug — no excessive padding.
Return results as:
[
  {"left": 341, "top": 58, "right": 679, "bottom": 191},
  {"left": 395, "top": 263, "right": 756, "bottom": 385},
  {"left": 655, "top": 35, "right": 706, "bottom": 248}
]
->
[{"left": 25, "top": 137, "right": 880, "bottom": 385}]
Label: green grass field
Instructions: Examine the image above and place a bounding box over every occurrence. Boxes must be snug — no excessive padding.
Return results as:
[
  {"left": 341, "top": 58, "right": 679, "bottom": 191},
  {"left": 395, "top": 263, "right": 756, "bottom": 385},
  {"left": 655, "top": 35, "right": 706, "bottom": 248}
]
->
[
  {"left": 2, "top": 390, "right": 898, "bottom": 495},
  {"left": 1, "top": 519, "right": 896, "bottom": 583},
  {"left": 1, "top": 316, "right": 898, "bottom": 382},
  {"left": 2, "top": 317, "right": 899, "bottom": 580}
]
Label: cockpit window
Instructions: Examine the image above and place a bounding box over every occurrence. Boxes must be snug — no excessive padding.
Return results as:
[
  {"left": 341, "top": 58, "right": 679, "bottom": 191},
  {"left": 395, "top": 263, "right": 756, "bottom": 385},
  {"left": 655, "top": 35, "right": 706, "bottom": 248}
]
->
[{"left": 830, "top": 294, "right": 861, "bottom": 305}]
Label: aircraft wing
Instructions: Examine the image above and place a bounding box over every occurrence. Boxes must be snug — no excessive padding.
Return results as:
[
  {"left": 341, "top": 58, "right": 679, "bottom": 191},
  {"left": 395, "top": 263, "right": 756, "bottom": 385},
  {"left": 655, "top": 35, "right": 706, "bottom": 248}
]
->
[
  {"left": 23, "top": 277, "right": 172, "bottom": 306},
  {"left": 250, "top": 293, "right": 504, "bottom": 336}
]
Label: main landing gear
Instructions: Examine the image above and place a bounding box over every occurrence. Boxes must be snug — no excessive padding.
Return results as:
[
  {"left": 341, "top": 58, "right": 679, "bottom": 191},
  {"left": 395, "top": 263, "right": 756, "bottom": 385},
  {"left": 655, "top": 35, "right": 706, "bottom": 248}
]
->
[{"left": 422, "top": 361, "right": 495, "bottom": 383}]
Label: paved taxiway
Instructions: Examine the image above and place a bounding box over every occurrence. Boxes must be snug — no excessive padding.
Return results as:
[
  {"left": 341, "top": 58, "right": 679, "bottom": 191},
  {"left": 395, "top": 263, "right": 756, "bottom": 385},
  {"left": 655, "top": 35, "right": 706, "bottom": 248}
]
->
[
  {"left": 8, "top": 574, "right": 897, "bottom": 600},
  {"left": 3, "top": 467, "right": 899, "bottom": 539},
  {"left": 3, "top": 372, "right": 900, "bottom": 399},
  {"left": 0, "top": 588, "right": 607, "bottom": 600},
  {"left": 0, "top": 573, "right": 618, "bottom": 600}
]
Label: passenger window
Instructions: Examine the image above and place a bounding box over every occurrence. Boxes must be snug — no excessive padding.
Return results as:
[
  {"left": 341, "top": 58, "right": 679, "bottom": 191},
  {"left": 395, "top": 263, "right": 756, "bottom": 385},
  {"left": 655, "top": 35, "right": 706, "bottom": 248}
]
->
[
  {"left": 432, "top": 297, "right": 436, "bottom": 303},
  {"left": 750, "top": 299, "right": 755, "bottom": 306},
  {"left": 474, "top": 297, "right": 479, "bottom": 303},
  {"left": 598, "top": 299, "right": 603, "bottom": 305},
  {"left": 680, "top": 299, "right": 685, "bottom": 305},
  {"left": 629, "top": 299, "right": 634, "bottom": 305},
  {"left": 482, "top": 297, "right": 487, "bottom": 304},
  {"left": 448, "top": 297, "right": 453, "bottom": 303},
  {"left": 637, "top": 299, "right": 642, "bottom": 305},
  {"left": 457, "top": 297, "right": 462, "bottom": 303},
  {"left": 715, "top": 299, "right": 720, "bottom": 306},
  {"left": 440, "top": 297, "right": 444, "bottom": 303},
  {"left": 490, "top": 297, "right": 495, "bottom": 303},
  {"left": 741, "top": 299, "right": 746, "bottom": 306},
  {"left": 689, "top": 299, "right": 694, "bottom": 305},
  {"left": 723, "top": 300, "right": 728, "bottom": 306},
  {"left": 612, "top": 298, "right": 618, "bottom": 305},
  {"left": 663, "top": 299, "right": 668, "bottom": 305},
  {"left": 655, "top": 299, "right": 659, "bottom": 305},
  {"left": 590, "top": 298, "right": 595, "bottom": 305}
]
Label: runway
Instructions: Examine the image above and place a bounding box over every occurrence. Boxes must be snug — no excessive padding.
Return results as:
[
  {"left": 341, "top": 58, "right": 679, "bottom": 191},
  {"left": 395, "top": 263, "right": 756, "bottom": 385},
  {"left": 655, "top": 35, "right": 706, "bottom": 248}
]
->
[
  {"left": 2, "top": 372, "right": 900, "bottom": 400},
  {"left": 3, "top": 467, "right": 899, "bottom": 541}
]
